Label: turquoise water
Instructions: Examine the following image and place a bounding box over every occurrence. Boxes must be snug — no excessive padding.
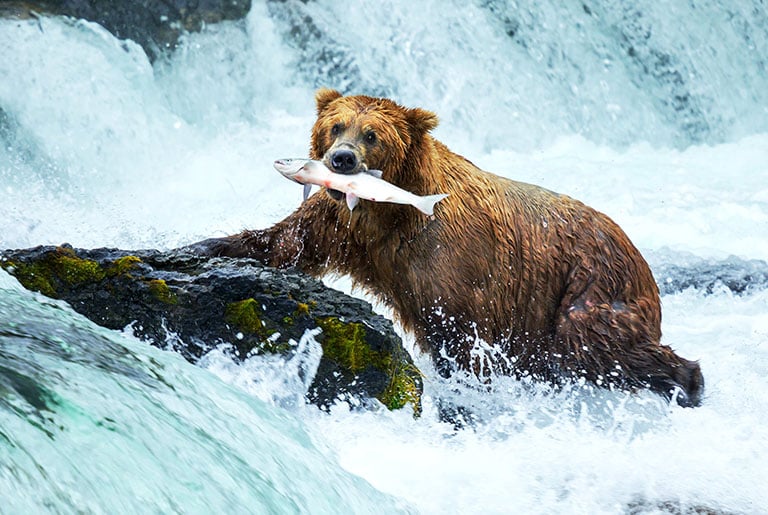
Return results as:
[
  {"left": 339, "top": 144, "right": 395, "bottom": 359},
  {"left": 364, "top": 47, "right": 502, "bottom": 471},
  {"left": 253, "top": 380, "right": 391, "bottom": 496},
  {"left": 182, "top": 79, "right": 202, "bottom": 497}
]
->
[{"left": 0, "top": 275, "right": 410, "bottom": 513}]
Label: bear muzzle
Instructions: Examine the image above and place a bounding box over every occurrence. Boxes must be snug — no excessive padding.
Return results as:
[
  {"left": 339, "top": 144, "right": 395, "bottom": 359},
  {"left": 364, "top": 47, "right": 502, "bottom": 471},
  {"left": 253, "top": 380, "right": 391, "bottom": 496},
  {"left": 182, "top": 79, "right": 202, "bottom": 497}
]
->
[
  {"left": 330, "top": 148, "right": 358, "bottom": 173},
  {"left": 323, "top": 144, "right": 368, "bottom": 201},
  {"left": 324, "top": 143, "right": 367, "bottom": 176}
]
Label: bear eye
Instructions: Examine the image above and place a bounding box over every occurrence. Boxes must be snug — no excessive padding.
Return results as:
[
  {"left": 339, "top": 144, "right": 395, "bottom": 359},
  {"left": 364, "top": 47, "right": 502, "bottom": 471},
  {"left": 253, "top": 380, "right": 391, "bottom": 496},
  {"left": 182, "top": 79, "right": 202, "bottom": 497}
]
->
[
  {"left": 331, "top": 123, "right": 344, "bottom": 137},
  {"left": 364, "top": 131, "right": 376, "bottom": 145}
]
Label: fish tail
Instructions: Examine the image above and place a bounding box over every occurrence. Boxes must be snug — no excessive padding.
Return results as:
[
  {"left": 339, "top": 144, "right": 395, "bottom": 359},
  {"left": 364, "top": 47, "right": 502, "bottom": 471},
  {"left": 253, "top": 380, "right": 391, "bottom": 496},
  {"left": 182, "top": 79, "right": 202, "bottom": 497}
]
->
[{"left": 415, "top": 193, "right": 449, "bottom": 216}]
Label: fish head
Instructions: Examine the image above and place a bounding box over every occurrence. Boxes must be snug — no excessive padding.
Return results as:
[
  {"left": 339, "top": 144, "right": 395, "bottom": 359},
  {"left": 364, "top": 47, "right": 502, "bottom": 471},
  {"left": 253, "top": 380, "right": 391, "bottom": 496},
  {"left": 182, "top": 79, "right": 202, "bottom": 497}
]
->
[{"left": 273, "top": 158, "right": 310, "bottom": 180}]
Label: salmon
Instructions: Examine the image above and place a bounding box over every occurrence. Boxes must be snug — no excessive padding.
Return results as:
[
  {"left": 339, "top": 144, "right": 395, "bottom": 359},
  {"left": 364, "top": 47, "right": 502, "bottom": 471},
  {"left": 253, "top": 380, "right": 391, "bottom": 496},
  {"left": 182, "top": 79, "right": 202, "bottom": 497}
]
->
[{"left": 274, "top": 158, "right": 448, "bottom": 216}]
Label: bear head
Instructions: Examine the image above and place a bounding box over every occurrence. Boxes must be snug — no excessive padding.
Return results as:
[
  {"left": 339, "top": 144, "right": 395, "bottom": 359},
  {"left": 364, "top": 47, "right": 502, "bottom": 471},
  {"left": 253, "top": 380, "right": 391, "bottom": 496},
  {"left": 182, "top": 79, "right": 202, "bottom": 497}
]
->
[{"left": 310, "top": 88, "right": 439, "bottom": 199}]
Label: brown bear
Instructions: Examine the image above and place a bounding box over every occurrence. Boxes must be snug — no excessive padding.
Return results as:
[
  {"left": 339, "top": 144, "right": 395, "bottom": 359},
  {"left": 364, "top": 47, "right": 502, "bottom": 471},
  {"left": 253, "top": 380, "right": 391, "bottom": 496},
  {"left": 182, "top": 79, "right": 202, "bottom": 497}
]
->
[{"left": 192, "top": 88, "right": 703, "bottom": 407}]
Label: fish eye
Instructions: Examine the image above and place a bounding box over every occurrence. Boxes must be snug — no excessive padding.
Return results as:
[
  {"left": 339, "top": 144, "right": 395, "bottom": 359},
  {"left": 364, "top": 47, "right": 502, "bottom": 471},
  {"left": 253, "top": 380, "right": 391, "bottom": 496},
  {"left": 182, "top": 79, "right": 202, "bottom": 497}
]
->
[
  {"left": 364, "top": 131, "right": 376, "bottom": 144},
  {"left": 331, "top": 123, "right": 344, "bottom": 137}
]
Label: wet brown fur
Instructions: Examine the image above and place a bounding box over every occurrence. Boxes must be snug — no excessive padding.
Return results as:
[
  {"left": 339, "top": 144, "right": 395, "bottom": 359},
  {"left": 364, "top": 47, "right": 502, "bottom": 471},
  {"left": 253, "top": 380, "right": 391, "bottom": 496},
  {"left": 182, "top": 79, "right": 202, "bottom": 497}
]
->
[{"left": 201, "top": 89, "right": 703, "bottom": 406}]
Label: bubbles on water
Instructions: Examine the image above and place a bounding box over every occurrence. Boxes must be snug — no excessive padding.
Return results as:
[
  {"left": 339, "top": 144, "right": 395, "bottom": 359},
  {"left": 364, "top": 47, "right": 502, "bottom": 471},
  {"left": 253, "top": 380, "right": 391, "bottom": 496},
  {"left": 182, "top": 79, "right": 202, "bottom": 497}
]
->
[
  {"left": 199, "top": 327, "right": 323, "bottom": 410},
  {"left": 415, "top": 350, "right": 670, "bottom": 439}
]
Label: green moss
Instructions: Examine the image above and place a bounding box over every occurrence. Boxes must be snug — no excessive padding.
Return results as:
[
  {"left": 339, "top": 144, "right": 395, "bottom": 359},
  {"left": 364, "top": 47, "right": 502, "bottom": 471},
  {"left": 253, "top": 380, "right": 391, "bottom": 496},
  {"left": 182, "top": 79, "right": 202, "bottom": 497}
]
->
[
  {"left": 0, "top": 247, "right": 105, "bottom": 298},
  {"left": 294, "top": 301, "right": 316, "bottom": 317},
  {"left": 316, "top": 316, "right": 422, "bottom": 415},
  {"left": 148, "top": 279, "right": 177, "bottom": 304},
  {"left": 1, "top": 260, "right": 57, "bottom": 297},
  {"left": 316, "top": 317, "right": 378, "bottom": 372},
  {"left": 226, "top": 299, "right": 266, "bottom": 335},
  {"left": 55, "top": 254, "right": 105, "bottom": 285},
  {"left": 107, "top": 255, "right": 142, "bottom": 277},
  {"left": 224, "top": 299, "right": 287, "bottom": 354},
  {"left": 381, "top": 363, "right": 423, "bottom": 414}
]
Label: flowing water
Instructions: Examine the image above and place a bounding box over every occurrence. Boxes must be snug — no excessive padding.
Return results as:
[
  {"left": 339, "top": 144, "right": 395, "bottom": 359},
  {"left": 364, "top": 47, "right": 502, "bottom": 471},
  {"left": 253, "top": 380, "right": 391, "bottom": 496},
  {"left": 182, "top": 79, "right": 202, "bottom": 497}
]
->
[{"left": 1, "top": 1, "right": 767, "bottom": 513}]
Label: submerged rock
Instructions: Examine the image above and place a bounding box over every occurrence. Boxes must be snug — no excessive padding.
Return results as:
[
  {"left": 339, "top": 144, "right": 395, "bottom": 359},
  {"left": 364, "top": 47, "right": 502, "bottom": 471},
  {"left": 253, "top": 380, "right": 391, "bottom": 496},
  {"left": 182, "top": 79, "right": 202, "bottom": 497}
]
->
[
  {"left": 0, "top": 0, "right": 252, "bottom": 60},
  {"left": 0, "top": 245, "right": 422, "bottom": 414},
  {"left": 651, "top": 254, "right": 768, "bottom": 296}
]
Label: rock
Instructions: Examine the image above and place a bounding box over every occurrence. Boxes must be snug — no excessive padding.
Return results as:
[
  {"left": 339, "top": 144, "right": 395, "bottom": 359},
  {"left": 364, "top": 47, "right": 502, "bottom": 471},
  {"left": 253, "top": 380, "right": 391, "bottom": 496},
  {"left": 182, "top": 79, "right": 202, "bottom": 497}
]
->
[
  {"left": 652, "top": 255, "right": 768, "bottom": 296},
  {"left": 0, "top": 245, "right": 422, "bottom": 414},
  {"left": 0, "top": 0, "right": 252, "bottom": 60},
  {"left": 625, "top": 497, "right": 734, "bottom": 515}
]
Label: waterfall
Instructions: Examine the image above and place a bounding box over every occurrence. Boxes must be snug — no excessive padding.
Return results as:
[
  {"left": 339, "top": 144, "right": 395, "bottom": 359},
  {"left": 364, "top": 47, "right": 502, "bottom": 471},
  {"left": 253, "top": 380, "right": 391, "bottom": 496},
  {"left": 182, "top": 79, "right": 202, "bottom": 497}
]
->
[{"left": 1, "top": 1, "right": 766, "bottom": 512}]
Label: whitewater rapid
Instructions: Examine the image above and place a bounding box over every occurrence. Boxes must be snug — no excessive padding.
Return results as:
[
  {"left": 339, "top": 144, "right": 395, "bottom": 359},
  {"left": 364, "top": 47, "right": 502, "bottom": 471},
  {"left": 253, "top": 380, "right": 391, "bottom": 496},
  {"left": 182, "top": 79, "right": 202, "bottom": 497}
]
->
[{"left": 1, "top": 2, "right": 767, "bottom": 513}]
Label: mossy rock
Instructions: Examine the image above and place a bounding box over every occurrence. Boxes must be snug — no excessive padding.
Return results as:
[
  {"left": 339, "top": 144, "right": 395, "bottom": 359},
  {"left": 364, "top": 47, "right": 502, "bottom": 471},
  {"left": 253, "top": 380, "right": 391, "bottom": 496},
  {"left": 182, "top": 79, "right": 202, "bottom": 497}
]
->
[
  {"left": 0, "top": 245, "right": 106, "bottom": 297},
  {"left": 107, "top": 255, "right": 143, "bottom": 277},
  {"left": 0, "top": 245, "right": 423, "bottom": 414},
  {"left": 148, "top": 279, "right": 177, "bottom": 305},
  {"left": 316, "top": 316, "right": 421, "bottom": 412}
]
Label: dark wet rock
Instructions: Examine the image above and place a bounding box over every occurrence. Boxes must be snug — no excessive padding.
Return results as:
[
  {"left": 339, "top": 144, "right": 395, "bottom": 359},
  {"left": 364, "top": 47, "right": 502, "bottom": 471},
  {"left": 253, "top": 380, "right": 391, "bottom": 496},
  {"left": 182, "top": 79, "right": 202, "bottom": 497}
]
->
[
  {"left": 651, "top": 254, "right": 768, "bottom": 296},
  {"left": 626, "top": 496, "right": 735, "bottom": 515},
  {"left": 264, "top": 0, "right": 390, "bottom": 97},
  {"left": 0, "top": 245, "right": 422, "bottom": 414},
  {"left": 0, "top": 0, "right": 252, "bottom": 60}
]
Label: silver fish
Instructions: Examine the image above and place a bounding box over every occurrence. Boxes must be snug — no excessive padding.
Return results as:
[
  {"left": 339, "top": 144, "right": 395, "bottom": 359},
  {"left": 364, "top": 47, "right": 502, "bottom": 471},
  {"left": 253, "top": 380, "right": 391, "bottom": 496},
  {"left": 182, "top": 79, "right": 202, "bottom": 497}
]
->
[{"left": 274, "top": 158, "right": 448, "bottom": 216}]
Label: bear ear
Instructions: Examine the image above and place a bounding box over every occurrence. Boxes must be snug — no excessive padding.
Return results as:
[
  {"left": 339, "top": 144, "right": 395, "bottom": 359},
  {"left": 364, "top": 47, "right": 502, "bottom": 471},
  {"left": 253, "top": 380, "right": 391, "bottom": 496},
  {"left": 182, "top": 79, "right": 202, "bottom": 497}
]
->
[
  {"left": 315, "top": 88, "right": 343, "bottom": 115},
  {"left": 406, "top": 107, "right": 439, "bottom": 134}
]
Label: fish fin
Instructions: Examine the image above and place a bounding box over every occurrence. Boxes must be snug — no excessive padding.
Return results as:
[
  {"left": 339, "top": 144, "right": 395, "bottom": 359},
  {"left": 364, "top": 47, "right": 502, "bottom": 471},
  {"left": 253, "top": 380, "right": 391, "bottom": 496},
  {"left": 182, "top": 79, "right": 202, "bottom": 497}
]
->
[
  {"left": 346, "top": 193, "right": 359, "bottom": 211},
  {"left": 415, "top": 193, "right": 449, "bottom": 216},
  {"left": 364, "top": 168, "right": 384, "bottom": 179},
  {"left": 303, "top": 184, "right": 312, "bottom": 201}
]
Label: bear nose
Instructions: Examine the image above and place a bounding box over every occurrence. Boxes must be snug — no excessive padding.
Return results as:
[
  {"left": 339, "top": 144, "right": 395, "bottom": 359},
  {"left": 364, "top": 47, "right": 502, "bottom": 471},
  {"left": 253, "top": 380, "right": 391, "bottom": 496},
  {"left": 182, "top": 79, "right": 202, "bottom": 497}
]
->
[{"left": 330, "top": 149, "right": 358, "bottom": 173}]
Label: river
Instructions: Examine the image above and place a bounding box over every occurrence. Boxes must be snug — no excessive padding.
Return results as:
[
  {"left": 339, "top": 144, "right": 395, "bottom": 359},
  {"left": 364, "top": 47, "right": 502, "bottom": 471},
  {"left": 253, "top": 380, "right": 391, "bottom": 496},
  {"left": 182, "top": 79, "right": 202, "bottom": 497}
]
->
[{"left": 1, "top": 1, "right": 767, "bottom": 513}]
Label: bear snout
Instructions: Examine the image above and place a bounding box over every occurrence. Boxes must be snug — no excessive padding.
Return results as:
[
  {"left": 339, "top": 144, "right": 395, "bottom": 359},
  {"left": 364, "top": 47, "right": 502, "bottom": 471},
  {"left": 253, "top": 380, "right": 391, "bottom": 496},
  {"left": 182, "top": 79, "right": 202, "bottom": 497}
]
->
[{"left": 329, "top": 148, "right": 359, "bottom": 174}]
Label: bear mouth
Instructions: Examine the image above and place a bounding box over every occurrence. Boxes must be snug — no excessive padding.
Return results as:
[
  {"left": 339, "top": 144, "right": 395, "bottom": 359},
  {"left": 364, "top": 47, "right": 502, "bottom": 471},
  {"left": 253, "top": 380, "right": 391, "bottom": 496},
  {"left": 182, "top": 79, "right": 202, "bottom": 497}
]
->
[
  {"left": 326, "top": 189, "right": 345, "bottom": 201},
  {"left": 322, "top": 157, "right": 367, "bottom": 176},
  {"left": 322, "top": 155, "right": 368, "bottom": 202}
]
